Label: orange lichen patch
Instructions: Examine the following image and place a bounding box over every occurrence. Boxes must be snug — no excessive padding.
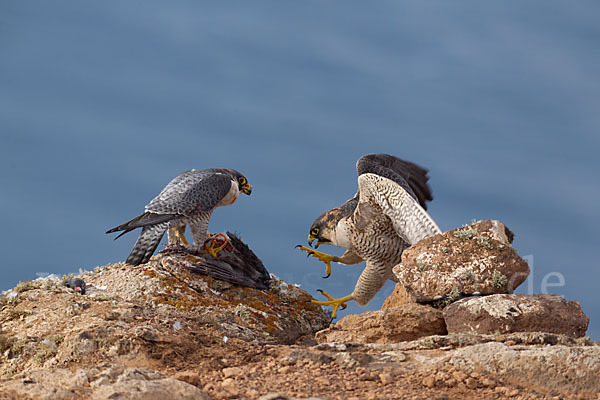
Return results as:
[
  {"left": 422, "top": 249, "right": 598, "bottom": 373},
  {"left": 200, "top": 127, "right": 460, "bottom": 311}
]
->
[{"left": 136, "top": 253, "right": 330, "bottom": 342}]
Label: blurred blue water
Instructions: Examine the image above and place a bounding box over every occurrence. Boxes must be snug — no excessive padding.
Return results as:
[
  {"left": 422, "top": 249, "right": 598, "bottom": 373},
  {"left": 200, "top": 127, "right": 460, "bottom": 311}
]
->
[{"left": 1, "top": 1, "right": 599, "bottom": 339}]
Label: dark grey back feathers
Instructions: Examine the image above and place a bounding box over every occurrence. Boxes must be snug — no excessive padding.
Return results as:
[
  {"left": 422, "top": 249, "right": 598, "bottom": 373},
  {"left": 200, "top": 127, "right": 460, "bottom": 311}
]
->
[{"left": 146, "top": 170, "right": 233, "bottom": 215}]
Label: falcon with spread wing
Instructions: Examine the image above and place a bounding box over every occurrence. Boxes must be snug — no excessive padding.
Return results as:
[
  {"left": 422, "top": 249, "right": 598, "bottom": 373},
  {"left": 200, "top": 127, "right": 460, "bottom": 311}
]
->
[
  {"left": 297, "top": 154, "right": 441, "bottom": 318},
  {"left": 107, "top": 168, "right": 252, "bottom": 265}
]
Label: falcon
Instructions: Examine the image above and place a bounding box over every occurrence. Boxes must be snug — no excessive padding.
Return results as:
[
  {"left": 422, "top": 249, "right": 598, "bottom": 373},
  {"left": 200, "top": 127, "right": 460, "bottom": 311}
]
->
[
  {"left": 297, "top": 154, "right": 441, "bottom": 318},
  {"left": 107, "top": 168, "right": 252, "bottom": 265}
]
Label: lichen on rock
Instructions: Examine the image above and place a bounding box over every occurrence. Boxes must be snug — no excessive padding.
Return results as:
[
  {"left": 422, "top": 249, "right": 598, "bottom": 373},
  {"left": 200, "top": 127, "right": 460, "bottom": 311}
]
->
[{"left": 392, "top": 220, "right": 530, "bottom": 304}]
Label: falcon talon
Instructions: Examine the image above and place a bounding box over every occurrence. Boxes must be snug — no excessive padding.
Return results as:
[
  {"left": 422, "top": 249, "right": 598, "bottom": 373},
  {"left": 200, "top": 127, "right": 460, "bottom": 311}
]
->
[{"left": 312, "top": 290, "right": 353, "bottom": 319}]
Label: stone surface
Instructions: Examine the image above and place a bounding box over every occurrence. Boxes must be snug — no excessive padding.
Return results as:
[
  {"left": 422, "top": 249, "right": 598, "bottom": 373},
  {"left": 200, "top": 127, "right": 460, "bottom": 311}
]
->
[
  {"left": 315, "top": 303, "right": 447, "bottom": 344},
  {"left": 381, "top": 284, "right": 417, "bottom": 309},
  {"left": 443, "top": 294, "right": 589, "bottom": 337},
  {"left": 273, "top": 333, "right": 600, "bottom": 396},
  {"left": 0, "top": 253, "right": 329, "bottom": 399},
  {"left": 1, "top": 226, "right": 598, "bottom": 400},
  {"left": 92, "top": 377, "right": 209, "bottom": 400},
  {"left": 0, "top": 367, "right": 210, "bottom": 400},
  {"left": 440, "top": 342, "right": 600, "bottom": 394},
  {"left": 393, "top": 220, "right": 530, "bottom": 303}
]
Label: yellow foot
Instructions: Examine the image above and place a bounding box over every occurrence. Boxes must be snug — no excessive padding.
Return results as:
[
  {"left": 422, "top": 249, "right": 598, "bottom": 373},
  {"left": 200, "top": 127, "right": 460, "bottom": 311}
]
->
[
  {"left": 201, "top": 232, "right": 231, "bottom": 258},
  {"left": 295, "top": 245, "right": 339, "bottom": 278},
  {"left": 312, "top": 290, "right": 353, "bottom": 320}
]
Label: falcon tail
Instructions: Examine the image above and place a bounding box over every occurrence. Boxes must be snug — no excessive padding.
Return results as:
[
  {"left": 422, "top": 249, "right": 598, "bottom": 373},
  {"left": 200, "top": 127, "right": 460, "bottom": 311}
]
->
[
  {"left": 106, "top": 212, "right": 177, "bottom": 240},
  {"left": 125, "top": 222, "right": 170, "bottom": 265}
]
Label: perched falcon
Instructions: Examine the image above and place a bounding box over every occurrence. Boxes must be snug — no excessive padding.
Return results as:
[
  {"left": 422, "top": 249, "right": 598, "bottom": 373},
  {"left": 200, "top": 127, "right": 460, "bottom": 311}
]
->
[
  {"left": 297, "top": 154, "right": 441, "bottom": 318},
  {"left": 107, "top": 168, "right": 252, "bottom": 266}
]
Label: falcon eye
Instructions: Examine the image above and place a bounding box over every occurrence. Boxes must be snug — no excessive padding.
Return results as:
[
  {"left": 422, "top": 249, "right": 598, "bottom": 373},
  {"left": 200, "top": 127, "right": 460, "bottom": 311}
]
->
[
  {"left": 238, "top": 177, "right": 247, "bottom": 185},
  {"left": 311, "top": 228, "right": 319, "bottom": 236}
]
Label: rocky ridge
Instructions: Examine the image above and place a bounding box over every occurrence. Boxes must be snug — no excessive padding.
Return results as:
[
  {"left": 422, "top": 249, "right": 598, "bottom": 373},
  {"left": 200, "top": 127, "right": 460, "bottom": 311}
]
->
[{"left": 0, "top": 220, "right": 598, "bottom": 399}]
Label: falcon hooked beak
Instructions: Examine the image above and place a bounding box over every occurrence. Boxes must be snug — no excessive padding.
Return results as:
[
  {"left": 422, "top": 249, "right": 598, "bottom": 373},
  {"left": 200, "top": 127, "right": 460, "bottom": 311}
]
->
[{"left": 241, "top": 183, "right": 252, "bottom": 195}]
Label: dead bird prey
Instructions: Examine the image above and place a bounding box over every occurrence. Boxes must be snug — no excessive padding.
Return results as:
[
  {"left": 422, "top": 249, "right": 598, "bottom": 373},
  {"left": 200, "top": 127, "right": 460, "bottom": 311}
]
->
[{"left": 163, "top": 232, "right": 271, "bottom": 290}]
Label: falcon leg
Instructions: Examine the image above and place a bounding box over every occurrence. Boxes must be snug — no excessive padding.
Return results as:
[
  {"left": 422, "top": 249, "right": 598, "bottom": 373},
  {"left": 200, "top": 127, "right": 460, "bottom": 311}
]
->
[
  {"left": 296, "top": 246, "right": 362, "bottom": 278},
  {"left": 168, "top": 226, "right": 189, "bottom": 246},
  {"left": 312, "top": 289, "right": 353, "bottom": 320}
]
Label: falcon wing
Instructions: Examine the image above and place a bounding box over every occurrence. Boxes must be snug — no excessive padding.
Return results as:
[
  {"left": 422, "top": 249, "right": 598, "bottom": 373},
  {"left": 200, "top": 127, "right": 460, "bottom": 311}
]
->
[
  {"left": 146, "top": 170, "right": 232, "bottom": 216},
  {"left": 356, "top": 173, "right": 441, "bottom": 245},
  {"left": 356, "top": 154, "right": 433, "bottom": 210}
]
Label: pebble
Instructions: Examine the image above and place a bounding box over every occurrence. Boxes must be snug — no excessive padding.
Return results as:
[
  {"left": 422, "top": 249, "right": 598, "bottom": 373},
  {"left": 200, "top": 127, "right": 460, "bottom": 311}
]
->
[
  {"left": 278, "top": 366, "right": 292, "bottom": 374},
  {"left": 444, "top": 378, "right": 457, "bottom": 387},
  {"left": 379, "top": 372, "right": 393, "bottom": 385},
  {"left": 435, "top": 371, "right": 449, "bottom": 382},
  {"left": 222, "top": 367, "right": 243, "bottom": 378},
  {"left": 452, "top": 371, "right": 468, "bottom": 382},
  {"left": 422, "top": 376, "right": 435, "bottom": 388},
  {"left": 465, "top": 377, "right": 478, "bottom": 389},
  {"left": 481, "top": 378, "right": 494, "bottom": 387},
  {"left": 221, "top": 378, "right": 238, "bottom": 394},
  {"left": 494, "top": 386, "right": 509, "bottom": 394}
]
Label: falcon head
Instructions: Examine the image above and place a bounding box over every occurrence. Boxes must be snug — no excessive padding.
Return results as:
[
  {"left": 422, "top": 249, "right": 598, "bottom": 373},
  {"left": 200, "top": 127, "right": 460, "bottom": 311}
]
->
[
  {"left": 225, "top": 169, "right": 252, "bottom": 195},
  {"left": 308, "top": 197, "right": 357, "bottom": 248},
  {"left": 308, "top": 207, "right": 346, "bottom": 248}
]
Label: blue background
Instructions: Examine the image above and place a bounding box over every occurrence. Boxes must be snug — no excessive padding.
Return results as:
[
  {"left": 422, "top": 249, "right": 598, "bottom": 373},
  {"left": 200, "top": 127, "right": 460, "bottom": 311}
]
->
[{"left": 1, "top": 1, "right": 599, "bottom": 339}]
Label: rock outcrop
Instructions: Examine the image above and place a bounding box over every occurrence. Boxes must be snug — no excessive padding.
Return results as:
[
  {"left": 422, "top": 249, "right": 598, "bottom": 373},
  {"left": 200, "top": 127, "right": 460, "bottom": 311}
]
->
[
  {"left": 0, "top": 366, "right": 211, "bottom": 400},
  {"left": 1, "top": 219, "right": 597, "bottom": 399},
  {"left": 315, "top": 304, "right": 447, "bottom": 344},
  {"left": 392, "top": 220, "right": 529, "bottom": 303},
  {"left": 381, "top": 284, "right": 417, "bottom": 309},
  {"left": 443, "top": 294, "right": 589, "bottom": 337},
  {"left": 0, "top": 252, "right": 330, "bottom": 399},
  {"left": 317, "top": 220, "right": 590, "bottom": 347}
]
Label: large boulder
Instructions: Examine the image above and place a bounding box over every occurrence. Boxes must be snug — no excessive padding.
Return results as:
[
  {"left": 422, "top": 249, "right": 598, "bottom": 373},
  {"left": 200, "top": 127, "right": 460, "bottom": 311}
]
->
[
  {"left": 392, "top": 220, "right": 529, "bottom": 304},
  {"left": 315, "top": 303, "right": 447, "bottom": 344},
  {"left": 443, "top": 294, "right": 589, "bottom": 337},
  {"left": 381, "top": 284, "right": 417, "bottom": 309}
]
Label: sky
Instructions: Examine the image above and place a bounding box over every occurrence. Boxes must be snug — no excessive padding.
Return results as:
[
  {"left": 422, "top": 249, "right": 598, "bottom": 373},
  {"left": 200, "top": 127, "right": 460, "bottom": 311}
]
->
[{"left": 1, "top": 1, "right": 599, "bottom": 339}]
